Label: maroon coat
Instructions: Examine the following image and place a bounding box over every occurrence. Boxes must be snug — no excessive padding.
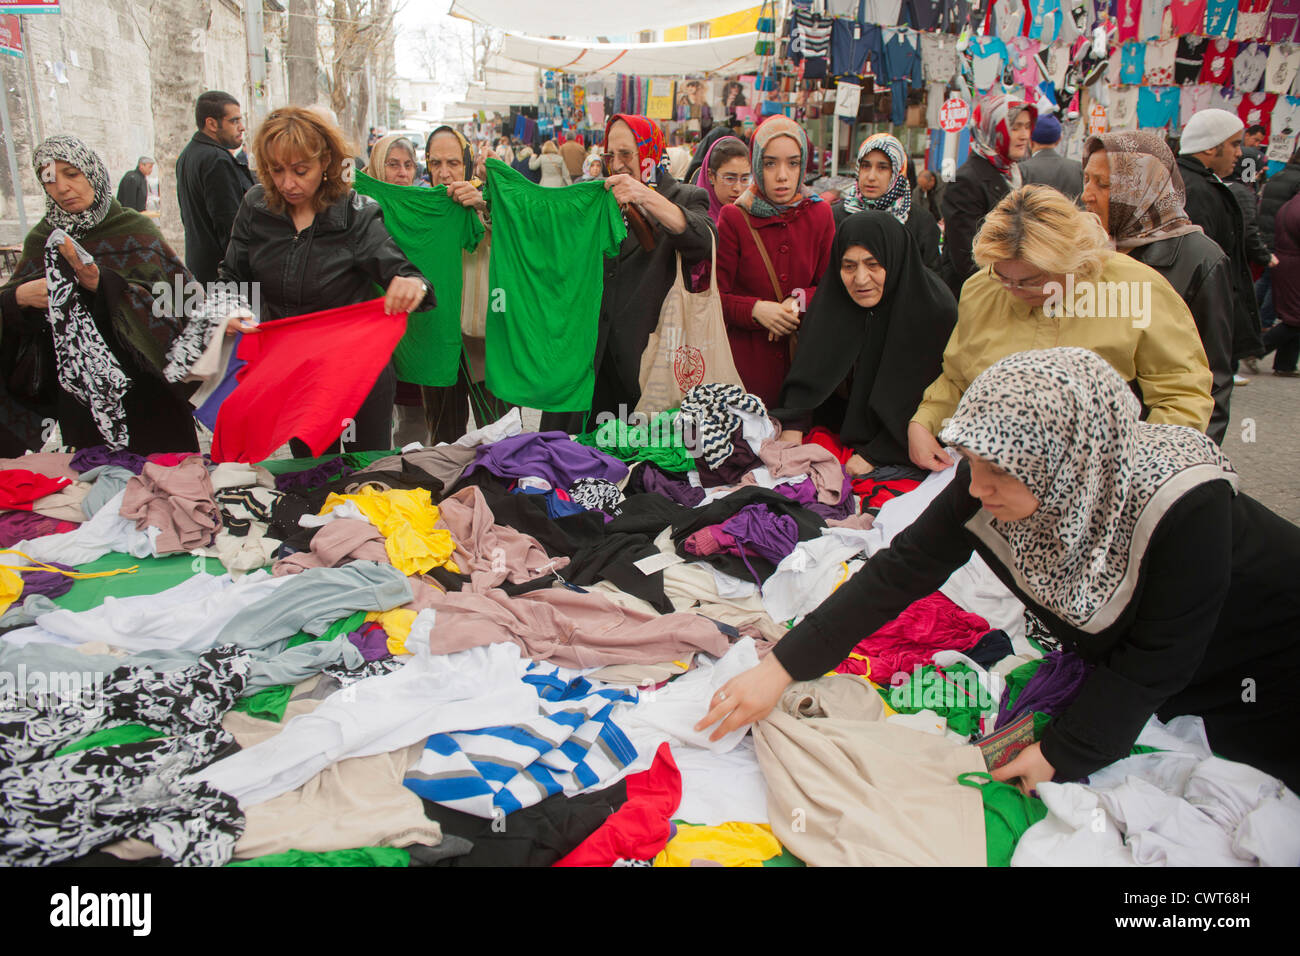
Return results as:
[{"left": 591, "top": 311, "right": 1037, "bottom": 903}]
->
[
  {"left": 716, "top": 198, "right": 835, "bottom": 407},
  {"left": 1274, "top": 193, "right": 1300, "bottom": 328}
]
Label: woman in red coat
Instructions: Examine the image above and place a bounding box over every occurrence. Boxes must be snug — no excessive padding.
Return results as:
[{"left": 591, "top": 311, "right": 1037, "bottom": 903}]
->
[{"left": 716, "top": 116, "right": 835, "bottom": 407}]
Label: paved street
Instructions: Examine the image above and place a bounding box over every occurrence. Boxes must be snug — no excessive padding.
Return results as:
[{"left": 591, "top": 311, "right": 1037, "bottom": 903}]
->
[{"left": 1221, "top": 368, "right": 1300, "bottom": 526}]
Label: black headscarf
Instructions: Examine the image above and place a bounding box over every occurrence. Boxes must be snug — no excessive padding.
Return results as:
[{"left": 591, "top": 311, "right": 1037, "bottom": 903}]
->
[
  {"left": 684, "top": 125, "right": 732, "bottom": 186},
  {"left": 772, "top": 211, "right": 957, "bottom": 467}
]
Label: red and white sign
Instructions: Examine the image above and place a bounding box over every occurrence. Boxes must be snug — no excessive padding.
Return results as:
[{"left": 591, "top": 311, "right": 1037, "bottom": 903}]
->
[
  {"left": 0, "top": 15, "right": 19, "bottom": 57},
  {"left": 939, "top": 97, "right": 969, "bottom": 133},
  {"left": 1088, "top": 102, "right": 1108, "bottom": 135},
  {"left": 0, "top": 0, "right": 59, "bottom": 13}
]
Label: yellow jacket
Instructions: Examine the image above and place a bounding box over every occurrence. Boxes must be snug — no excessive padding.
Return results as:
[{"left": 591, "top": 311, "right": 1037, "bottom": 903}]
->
[{"left": 911, "top": 252, "right": 1214, "bottom": 435}]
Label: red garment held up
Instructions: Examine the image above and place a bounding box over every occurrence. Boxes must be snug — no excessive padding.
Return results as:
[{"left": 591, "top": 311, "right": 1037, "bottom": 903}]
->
[{"left": 212, "top": 298, "right": 407, "bottom": 463}]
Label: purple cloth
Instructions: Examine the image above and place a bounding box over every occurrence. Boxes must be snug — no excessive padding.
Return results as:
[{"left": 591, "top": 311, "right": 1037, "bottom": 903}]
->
[
  {"left": 346, "top": 622, "right": 391, "bottom": 662},
  {"left": 19, "top": 561, "right": 77, "bottom": 600},
  {"left": 695, "top": 427, "right": 761, "bottom": 488},
  {"left": 468, "top": 431, "right": 629, "bottom": 489},
  {"left": 69, "top": 446, "right": 146, "bottom": 475},
  {"left": 275, "top": 457, "right": 354, "bottom": 493},
  {"left": 638, "top": 464, "right": 706, "bottom": 507},
  {"left": 685, "top": 503, "right": 799, "bottom": 585},
  {"left": 996, "top": 651, "right": 1093, "bottom": 729},
  {"left": 0, "top": 512, "right": 76, "bottom": 547},
  {"left": 773, "top": 475, "right": 854, "bottom": 520}
]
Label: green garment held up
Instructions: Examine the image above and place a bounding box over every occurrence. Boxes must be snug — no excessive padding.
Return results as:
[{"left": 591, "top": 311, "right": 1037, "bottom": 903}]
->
[{"left": 353, "top": 170, "right": 485, "bottom": 387}]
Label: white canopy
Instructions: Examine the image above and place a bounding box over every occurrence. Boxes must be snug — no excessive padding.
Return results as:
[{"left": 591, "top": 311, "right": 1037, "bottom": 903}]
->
[
  {"left": 450, "top": 0, "right": 762, "bottom": 38},
  {"left": 499, "top": 31, "right": 762, "bottom": 77}
]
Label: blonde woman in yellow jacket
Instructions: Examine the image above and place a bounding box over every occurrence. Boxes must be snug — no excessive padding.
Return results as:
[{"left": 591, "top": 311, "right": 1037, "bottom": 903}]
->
[{"left": 908, "top": 185, "right": 1214, "bottom": 470}]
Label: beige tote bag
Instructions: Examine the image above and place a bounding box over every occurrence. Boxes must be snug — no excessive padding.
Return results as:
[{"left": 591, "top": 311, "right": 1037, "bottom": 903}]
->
[{"left": 635, "top": 237, "right": 744, "bottom": 415}]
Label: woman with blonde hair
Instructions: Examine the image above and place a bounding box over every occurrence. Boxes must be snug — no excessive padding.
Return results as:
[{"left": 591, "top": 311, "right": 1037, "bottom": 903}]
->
[
  {"left": 907, "top": 184, "right": 1215, "bottom": 470},
  {"left": 217, "top": 106, "right": 431, "bottom": 453},
  {"left": 529, "top": 140, "right": 572, "bottom": 187}
]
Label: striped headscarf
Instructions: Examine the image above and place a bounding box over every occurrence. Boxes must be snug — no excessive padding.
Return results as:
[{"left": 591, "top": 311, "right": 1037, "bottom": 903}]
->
[{"left": 971, "top": 92, "right": 1036, "bottom": 184}]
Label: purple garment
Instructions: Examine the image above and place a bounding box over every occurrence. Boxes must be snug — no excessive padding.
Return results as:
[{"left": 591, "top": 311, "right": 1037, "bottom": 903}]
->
[
  {"left": 684, "top": 503, "right": 799, "bottom": 586},
  {"left": 996, "top": 651, "right": 1093, "bottom": 729},
  {"left": 346, "top": 622, "right": 392, "bottom": 662},
  {"left": 468, "top": 431, "right": 629, "bottom": 489},
  {"left": 69, "top": 446, "right": 146, "bottom": 475},
  {"left": 638, "top": 464, "right": 706, "bottom": 507},
  {"left": 773, "top": 475, "right": 854, "bottom": 520},
  {"left": 695, "top": 427, "right": 761, "bottom": 488},
  {"left": 0, "top": 512, "right": 76, "bottom": 547},
  {"left": 275, "top": 457, "right": 354, "bottom": 493},
  {"left": 19, "top": 561, "right": 77, "bottom": 600}
]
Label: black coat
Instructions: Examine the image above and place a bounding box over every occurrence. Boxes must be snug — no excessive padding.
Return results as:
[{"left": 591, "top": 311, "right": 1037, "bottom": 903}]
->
[
  {"left": 939, "top": 153, "right": 1009, "bottom": 299},
  {"left": 772, "top": 460, "right": 1300, "bottom": 791},
  {"left": 1176, "top": 155, "right": 1264, "bottom": 360},
  {"left": 1128, "top": 233, "right": 1236, "bottom": 445},
  {"left": 1259, "top": 160, "right": 1300, "bottom": 251},
  {"left": 831, "top": 200, "right": 941, "bottom": 271},
  {"left": 543, "top": 170, "right": 715, "bottom": 429},
  {"left": 175, "top": 132, "right": 257, "bottom": 284},
  {"left": 1228, "top": 180, "right": 1271, "bottom": 267},
  {"left": 115, "top": 168, "right": 148, "bottom": 212},
  {"left": 218, "top": 184, "right": 431, "bottom": 321}
]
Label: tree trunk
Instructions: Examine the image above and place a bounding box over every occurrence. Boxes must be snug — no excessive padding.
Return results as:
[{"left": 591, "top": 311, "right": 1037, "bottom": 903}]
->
[{"left": 287, "top": 0, "right": 317, "bottom": 106}]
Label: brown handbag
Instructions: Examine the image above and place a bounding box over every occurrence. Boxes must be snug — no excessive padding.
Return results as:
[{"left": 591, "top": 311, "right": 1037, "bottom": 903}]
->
[{"left": 742, "top": 210, "right": 798, "bottom": 361}]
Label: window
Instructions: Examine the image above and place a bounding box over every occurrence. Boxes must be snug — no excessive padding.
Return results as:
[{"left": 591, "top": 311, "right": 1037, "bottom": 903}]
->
[
  {"left": 639, "top": 30, "right": 655, "bottom": 44},
  {"left": 688, "top": 22, "right": 711, "bottom": 40}
]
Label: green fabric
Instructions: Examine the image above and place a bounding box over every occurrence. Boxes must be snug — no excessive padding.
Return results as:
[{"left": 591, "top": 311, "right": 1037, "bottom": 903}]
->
[
  {"left": 55, "top": 723, "right": 165, "bottom": 756},
  {"left": 958, "top": 771, "right": 1048, "bottom": 867},
  {"left": 256, "top": 449, "right": 395, "bottom": 476},
  {"left": 888, "top": 663, "right": 994, "bottom": 737},
  {"left": 1001, "top": 657, "right": 1046, "bottom": 714},
  {"left": 481, "top": 158, "right": 626, "bottom": 412},
  {"left": 228, "top": 846, "right": 410, "bottom": 867},
  {"left": 51, "top": 552, "right": 197, "bottom": 612},
  {"left": 762, "top": 846, "right": 806, "bottom": 867},
  {"left": 354, "top": 170, "right": 484, "bottom": 387},
  {"left": 574, "top": 410, "right": 693, "bottom": 472},
  {"left": 231, "top": 610, "right": 368, "bottom": 721}
]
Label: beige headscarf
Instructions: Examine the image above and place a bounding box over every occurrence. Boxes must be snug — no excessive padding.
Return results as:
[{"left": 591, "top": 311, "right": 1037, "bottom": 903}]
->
[
  {"left": 1084, "top": 131, "right": 1204, "bottom": 251},
  {"left": 363, "top": 134, "right": 419, "bottom": 183}
]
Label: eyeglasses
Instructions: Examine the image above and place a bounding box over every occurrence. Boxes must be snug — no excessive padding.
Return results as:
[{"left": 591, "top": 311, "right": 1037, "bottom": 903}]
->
[
  {"left": 988, "top": 265, "right": 1048, "bottom": 291},
  {"left": 716, "top": 173, "right": 752, "bottom": 186}
]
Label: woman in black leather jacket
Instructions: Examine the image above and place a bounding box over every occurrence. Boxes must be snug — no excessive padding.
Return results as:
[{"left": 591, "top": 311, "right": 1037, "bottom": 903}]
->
[
  {"left": 218, "top": 106, "right": 431, "bottom": 453},
  {"left": 1081, "top": 131, "right": 1236, "bottom": 445}
]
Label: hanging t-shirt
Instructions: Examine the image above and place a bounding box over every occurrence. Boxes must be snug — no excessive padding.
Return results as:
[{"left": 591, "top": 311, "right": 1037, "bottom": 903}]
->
[
  {"left": 1209, "top": 86, "right": 1244, "bottom": 114},
  {"left": 920, "top": 32, "right": 960, "bottom": 81},
  {"left": 863, "top": 0, "right": 906, "bottom": 26},
  {"left": 353, "top": 172, "right": 484, "bottom": 387},
  {"left": 481, "top": 158, "right": 625, "bottom": 413},
  {"left": 1234, "top": 42, "right": 1269, "bottom": 94},
  {"left": 970, "top": 35, "right": 1010, "bottom": 91},
  {"left": 1239, "top": 91, "right": 1280, "bottom": 134},
  {"left": 1266, "top": 43, "right": 1300, "bottom": 94},
  {"left": 212, "top": 299, "right": 408, "bottom": 462},
  {"left": 1028, "top": 0, "right": 1063, "bottom": 41},
  {"left": 990, "top": 0, "right": 1028, "bottom": 43},
  {"left": 1119, "top": 42, "right": 1147, "bottom": 84},
  {"left": 1169, "top": 0, "right": 1208, "bottom": 33},
  {"left": 1139, "top": 0, "right": 1171, "bottom": 39},
  {"left": 1176, "top": 36, "right": 1209, "bottom": 85},
  {"left": 1046, "top": 39, "right": 1071, "bottom": 86},
  {"left": 1144, "top": 38, "right": 1177, "bottom": 85},
  {"left": 1200, "top": 39, "right": 1238, "bottom": 85},
  {"left": 1110, "top": 85, "right": 1141, "bottom": 130},
  {"left": 1010, "top": 38, "right": 1043, "bottom": 86},
  {"left": 1205, "top": 0, "right": 1238, "bottom": 35},
  {"left": 1270, "top": 0, "right": 1300, "bottom": 42},
  {"left": 905, "top": 0, "right": 945, "bottom": 30},
  {"left": 1116, "top": 0, "right": 1143, "bottom": 40},
  {"left": 832, "top": 19, "right": 885, "bottom": 76},
  {"left": 1267, "top": 96, "right": 1300, "bottom": 163},
  {"left": 1181, "top": 84, "right": 1216, "bottom": 125},
  {"left": 1136, "top": 86, "right": 1181, "bottom": 130},
  {"left": 1236, "top": 0, "right": 1271, "bottom": 40}
]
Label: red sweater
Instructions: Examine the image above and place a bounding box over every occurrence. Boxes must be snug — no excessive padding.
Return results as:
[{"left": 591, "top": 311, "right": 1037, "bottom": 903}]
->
[{"left": 716, "top": 199, "right": 835, "bottom": 407}]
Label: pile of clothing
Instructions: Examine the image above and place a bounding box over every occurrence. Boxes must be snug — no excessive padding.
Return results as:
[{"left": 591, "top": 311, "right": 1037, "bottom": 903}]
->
[{"left": 0, "top": 397, "right": 1295, "bottom": 868}]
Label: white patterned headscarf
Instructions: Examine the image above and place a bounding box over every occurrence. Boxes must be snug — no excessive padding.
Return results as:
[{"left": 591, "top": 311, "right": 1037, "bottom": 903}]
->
[
  {"left": 940, "top": 347, "right": 1238, "bottom": 633},
  {"left": 33, "top": 135, "right": 114, "bottom": 236}
]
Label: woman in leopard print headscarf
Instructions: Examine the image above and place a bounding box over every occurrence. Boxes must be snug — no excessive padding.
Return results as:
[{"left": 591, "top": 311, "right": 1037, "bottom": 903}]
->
[{"left": 699, "top": 346, "right": 1300, "bottom": 797}]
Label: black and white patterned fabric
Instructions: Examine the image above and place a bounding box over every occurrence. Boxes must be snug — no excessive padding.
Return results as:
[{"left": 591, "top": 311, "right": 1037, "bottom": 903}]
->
[
  {"left": 32, "top": 134, "right": 113, "bottom": 235},
  {"left": 0, "top": 729, "right": 243, "bottom": 867},
  {"left": 1023, "top": 609, "right": 1063, "bottom": 654},
  {"left": 163, "top": 283, "right": 253, "bottom": 384},
  {"left": 319, "top": 656, "right": 405, "bottom": 688},
  {"left": 0, "top": 644, "right": 250, "bottom": 770},
  {"left": 940, "top": 348, "right": 1238, "bottom": 633},
  {"left": 679, "top": 383, "right": 769, "bottom": 470},
  {"left": 42, "top": 231, "right": 132, "bottom": 448},
  {"left": 215, "top": 487, "right": 282, "bottom": 537},
  {"left": 568, "top": 477, "right": 624, "bottom": 517}
]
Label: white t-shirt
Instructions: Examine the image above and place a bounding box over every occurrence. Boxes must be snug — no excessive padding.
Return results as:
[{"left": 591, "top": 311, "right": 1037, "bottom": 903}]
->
[
  {"left": 1180, "top": 83, "right": 1215, "bottom": 126},
  {"left": 1139, "top": 0, "right": 1171, "bottom": 39},
  {"left": 1046, "top": 39, "right": 1072, "bottom": 86},
  {"left": 1234, "top": 41, "right": 1269, "bottom": 93},
  {"left": 1144, "top": 38, "right": 1178, "bottom": 85},
  {"left": 1265, "top": 43, "right": 1300, "bottom": 94},
  {"left": 1267, "top": 97, "right": 1300, "bottom": 164},
  {"left": 1109, "top": 85, "right": 1140, "bottom": 130}
]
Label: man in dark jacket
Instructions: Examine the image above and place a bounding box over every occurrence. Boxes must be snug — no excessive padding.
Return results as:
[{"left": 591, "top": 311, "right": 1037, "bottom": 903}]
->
[
  {"left": 115, "top": 156, "right": 153, "bottom": 212},
  {"left": 1255, "top": 146, "right": 1300, "bottom": 332},
  {"left": 1176, "top": 109, "right": 1264, "bottom": 374},
  {"left": 540, "top": 115, "right": 715, "bottom": 430},
  {"left": 175, "top": 90, "right": 254, "bottom": 284},
  {"left": 1019, "top": 114, "right": 1084, "bottom": 201}
]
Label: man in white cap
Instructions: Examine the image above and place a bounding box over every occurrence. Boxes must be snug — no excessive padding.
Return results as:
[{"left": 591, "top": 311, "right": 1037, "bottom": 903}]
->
[{"left": 1177, "top": 109, "right": 1264, "bottom": 383}]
